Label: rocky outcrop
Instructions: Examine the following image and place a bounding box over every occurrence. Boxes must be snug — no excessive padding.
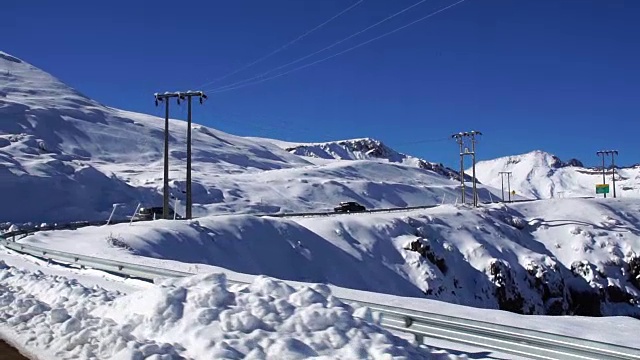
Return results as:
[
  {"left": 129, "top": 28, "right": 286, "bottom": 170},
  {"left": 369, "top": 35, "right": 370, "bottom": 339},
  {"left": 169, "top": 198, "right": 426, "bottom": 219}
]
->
[
  {"left": 629, "top": 256, "right": 640, "bottom": 290},
  {"left": 285, "top": 138, "right": 474, "bottom": 182},
  {"left": 488, "top": 260, "right": 527, "bottom": 313},
  {"left": 400, "top": 210, "right": 640, "bottom": 318}
]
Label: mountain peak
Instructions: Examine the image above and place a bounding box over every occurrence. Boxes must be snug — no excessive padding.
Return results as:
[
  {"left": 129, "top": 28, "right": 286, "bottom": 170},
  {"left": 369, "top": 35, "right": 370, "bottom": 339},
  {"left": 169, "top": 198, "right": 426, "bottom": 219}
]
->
[
  {"left": 472, "top": 150, "right": 628, "bottom": 199},
  {"left": 500, "top": 150, "right": 583, "bottom": 169},
  {"left": 0, "top": 50, "right": 95, "bottom": 109},
  {"left": 283, "top": 137, "right": 472, "bottom": 181}
]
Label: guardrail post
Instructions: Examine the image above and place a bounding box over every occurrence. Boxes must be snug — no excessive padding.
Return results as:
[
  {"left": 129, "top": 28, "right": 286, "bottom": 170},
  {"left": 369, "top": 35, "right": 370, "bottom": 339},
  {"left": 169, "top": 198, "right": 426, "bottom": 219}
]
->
[
  {"left": 414, "top": 333, "right": 424, "bottom": 344},
  {"left": 106, "top": 204, "right": 120, "bottom": 225},
  {"left": 129, "top": 203, "right": 141, "bottom": 226}
]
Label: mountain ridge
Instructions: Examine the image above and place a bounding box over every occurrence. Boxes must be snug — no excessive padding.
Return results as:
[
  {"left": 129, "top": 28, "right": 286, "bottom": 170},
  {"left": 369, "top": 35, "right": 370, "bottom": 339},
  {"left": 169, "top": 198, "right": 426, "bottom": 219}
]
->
[{"left": 281, "top": 137, "right": 473, "bottom": 182}]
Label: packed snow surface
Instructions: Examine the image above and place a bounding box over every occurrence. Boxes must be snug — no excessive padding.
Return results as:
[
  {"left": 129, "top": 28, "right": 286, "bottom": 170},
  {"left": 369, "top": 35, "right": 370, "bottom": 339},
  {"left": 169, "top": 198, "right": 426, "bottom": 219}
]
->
[{"left": 0, "top": 260, "right": 449, "bottom": 359}]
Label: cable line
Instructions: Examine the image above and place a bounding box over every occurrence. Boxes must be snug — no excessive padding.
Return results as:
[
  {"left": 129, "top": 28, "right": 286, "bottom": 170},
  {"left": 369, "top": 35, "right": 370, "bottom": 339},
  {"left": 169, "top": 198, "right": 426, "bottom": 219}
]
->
[
  {"left": 210, "top": 0, "right": 467, "bottom": 94},
  {"left": 205, "top": 0, "right": 433, "bottom": 93},
  {"left": 196, "top": 0, "right": 365, "bottom": 89}
]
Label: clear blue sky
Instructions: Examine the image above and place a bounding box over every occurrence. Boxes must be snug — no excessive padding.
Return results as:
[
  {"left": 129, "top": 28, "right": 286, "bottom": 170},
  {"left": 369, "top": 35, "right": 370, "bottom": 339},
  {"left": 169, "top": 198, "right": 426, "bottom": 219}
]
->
[{"left": 3, "top": 0, "right": 639, "bottom": 167}]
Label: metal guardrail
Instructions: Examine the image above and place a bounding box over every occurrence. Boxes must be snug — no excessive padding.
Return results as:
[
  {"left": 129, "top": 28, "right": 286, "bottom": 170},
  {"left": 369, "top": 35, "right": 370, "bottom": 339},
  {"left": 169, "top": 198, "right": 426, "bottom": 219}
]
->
[
  {"left": 260, "top": 204, "right": 441, "bottom": 218},
  {"left": 1, "top": 236, "right": 639, "bottom": 359}
]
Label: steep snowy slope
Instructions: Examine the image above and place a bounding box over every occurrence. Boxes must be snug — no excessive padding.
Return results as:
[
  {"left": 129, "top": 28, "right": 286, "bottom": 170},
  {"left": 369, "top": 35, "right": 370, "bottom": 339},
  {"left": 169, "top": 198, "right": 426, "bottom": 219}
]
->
[
  {"left": 1, "top": 51, "right": 495, "bottom": 224},
  {"left": 23, "top": 198, "right": 640, "bottom": 317},
  {"left": 473, "top": 150, "right": 640, "bottom": 199},
  {"left": 272, "top": 138, "right": 471, "bottom": 181}
]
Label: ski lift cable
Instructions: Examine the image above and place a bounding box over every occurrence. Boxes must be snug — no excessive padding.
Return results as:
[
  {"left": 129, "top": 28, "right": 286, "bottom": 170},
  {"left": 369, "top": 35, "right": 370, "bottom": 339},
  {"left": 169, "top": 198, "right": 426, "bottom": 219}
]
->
[
  {"left": 210, "top": 0, "right": 467, "bottom": 94},
  {"left": 196, "top": 0, "right": 366, "bottom": 89},
  {"left": 204, "top": 0, "right": 433, "bottom": 93}
]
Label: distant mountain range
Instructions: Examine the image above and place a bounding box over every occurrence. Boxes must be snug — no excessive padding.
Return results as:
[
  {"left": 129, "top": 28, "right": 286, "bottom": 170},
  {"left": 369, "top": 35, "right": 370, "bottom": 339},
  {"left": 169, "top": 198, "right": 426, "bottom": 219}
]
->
[{"left": 472, "top": 150, "right": 640, "bottom": 199}]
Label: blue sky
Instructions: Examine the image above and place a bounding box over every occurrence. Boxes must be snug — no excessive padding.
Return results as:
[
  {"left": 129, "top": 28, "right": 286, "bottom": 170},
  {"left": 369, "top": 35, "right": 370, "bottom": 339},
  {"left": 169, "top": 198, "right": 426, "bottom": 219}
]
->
[{"left": 2, "top": 0, "right": 639, "bottom": 167}]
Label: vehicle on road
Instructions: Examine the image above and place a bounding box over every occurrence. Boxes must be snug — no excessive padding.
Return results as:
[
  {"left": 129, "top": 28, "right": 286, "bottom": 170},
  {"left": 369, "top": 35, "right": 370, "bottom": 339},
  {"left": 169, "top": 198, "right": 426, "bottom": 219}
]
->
[
  {"left": 333, "top": 201, "right": 366, "bottom": 213},
  {"left": 133, "top": 206, "right": 181, "bottom": 221}
]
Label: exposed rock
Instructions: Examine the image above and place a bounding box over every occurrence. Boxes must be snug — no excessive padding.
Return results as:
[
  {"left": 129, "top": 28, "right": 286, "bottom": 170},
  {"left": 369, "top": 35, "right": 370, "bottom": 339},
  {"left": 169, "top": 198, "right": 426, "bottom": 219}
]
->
[
  {"left": 564, "top": 158, "right": 584, "bottom": 167},
  {"left": 605, "top": 285, "right": 635, "bottom": 304},
  {"left": 488, "top": 260, "right": 526, "bottom": 314},
  {"left": 629, "top": 256, "right": 640, "bottom": 290},
  {"left": 568, "top": 287, "right": 602, "bottom": 316},
  {"left": 526, "top": 261, "right": 570, "bottom": 315},
  {"left": 406, "top": 238, "right": 448, "bottom": 275}
]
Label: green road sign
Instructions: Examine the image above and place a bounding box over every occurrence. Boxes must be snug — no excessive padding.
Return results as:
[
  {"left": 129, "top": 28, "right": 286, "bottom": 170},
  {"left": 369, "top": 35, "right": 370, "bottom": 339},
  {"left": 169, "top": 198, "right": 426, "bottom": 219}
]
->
[{"left": 596, "top": 184, "right": 610, "bottom": 194}]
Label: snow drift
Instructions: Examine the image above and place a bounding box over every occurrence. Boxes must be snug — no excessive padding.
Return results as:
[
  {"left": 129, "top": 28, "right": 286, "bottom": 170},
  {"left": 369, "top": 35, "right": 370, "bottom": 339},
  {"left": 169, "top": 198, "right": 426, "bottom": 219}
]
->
[{"left": 0, "top": 260, "right": 438, "bottom": 359}]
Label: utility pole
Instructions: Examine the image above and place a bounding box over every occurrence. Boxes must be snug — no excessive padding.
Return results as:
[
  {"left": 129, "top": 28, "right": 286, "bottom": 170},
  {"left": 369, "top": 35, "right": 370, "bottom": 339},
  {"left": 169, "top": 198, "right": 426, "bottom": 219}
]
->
[
  {"left": 154, "top": 90, "right": 207, "bottom": 220},
  {"left": 507, "top": 172, "right": 512, "bottom": 202},
  {"left": 177, "top": 91, "right": 207, "bottom": 219},
  {"left": 154, "top": 92, "right": 181, "bottom": 219},
  {"left": 498, "top": 171, "right": 512, "bottom": 202},
  {"left": 452, "top": 131, "right": 482, "bottom": 207},
  {"left": 499, "top": 171, "right": 508, "bottom": 201},
  {"left": 611, "top": 150, "right": 618, "bottom": 198},
  {"left": 597, "top": 150, "right": 619, "bottom": 198},
  {"left": 469, "top": 130, "right": 482, "bottom": 207},
  {"left": 596, "top": 151, "right": 607, "bottom": 198},
  {"left": 452, "top": 133, "right": 466, "bottom": 205}
]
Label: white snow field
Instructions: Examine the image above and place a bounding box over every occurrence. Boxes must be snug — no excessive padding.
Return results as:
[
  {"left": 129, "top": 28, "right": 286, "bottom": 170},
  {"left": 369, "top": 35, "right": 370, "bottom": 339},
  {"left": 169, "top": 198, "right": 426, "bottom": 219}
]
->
[
  {"left": 0, "top": 50, "right": 503, "bottom": 225},
  {"left": 473, "top": 150, "right": 640, "bottom": 199},
  {"left": 19, "top": 197, "right": 640, "bottom": 318}
]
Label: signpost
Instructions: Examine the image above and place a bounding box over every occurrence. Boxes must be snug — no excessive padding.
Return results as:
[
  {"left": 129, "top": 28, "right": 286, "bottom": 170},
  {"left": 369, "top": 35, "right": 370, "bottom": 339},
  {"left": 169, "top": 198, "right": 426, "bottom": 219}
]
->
[{"left": 595, "top": 184, "right": 610, "bottom": 195}]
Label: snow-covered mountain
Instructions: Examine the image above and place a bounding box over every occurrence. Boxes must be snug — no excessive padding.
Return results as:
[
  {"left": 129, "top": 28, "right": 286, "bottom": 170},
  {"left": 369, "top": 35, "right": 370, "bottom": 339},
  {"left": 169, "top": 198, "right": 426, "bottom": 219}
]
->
[
  {"left": 0, "top": 51, "right": 498, "bottom": 224},
  {"left": 2, "top": 51, "right": 640, "bottom": 321},
  {"left": 472, "top": 150, "right": 640, "bottom": 199},
  {"left": 277, "top": 138, "right": 471, "bottom": 181}
]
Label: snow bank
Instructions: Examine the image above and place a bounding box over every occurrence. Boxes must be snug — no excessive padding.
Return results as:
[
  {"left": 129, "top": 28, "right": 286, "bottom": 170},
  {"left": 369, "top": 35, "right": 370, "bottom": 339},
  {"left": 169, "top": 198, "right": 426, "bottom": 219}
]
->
[{"left": 0, "top": 260, "right": 447, "bottom": 359}]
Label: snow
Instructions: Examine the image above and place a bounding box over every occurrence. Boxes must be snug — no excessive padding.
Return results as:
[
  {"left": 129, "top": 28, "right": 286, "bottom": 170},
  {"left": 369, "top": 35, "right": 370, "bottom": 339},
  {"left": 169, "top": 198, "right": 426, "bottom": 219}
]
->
[
  {"left": 473, "top": 150, "right": 640, "bottom": 199},
  {"left": 17, "top": 197, "right": 640, "bottom": 318},
  {"left": 0, "top": 260, "right": 450, "bottom": 359},
  {"left": 266, "top": 137, "right": 467, "bottom": 181},
  {"left": 3, "top": 50, "right": 640, "bottom": 359},
  {"left": 1, "top": 50, "right": 498, "bottom": 225}
]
